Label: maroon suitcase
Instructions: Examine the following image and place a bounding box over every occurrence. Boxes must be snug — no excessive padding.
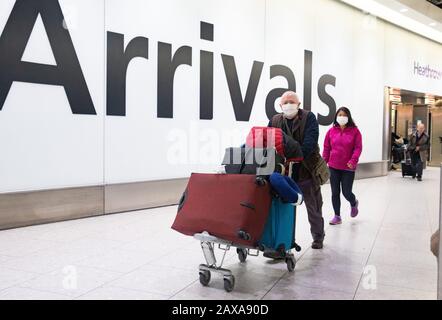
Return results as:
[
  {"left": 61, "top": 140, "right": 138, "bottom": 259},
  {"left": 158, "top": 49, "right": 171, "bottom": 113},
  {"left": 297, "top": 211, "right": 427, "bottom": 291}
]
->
[{"left": 171, "top": 173, "right": 272, "bottom": 247}]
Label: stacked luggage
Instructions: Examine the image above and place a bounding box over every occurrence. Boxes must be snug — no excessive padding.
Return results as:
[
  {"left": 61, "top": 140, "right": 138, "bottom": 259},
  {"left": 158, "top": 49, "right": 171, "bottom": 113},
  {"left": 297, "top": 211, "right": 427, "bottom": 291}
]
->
[{"left": 171, "top": 127, "right": 304, "bottom": 292}]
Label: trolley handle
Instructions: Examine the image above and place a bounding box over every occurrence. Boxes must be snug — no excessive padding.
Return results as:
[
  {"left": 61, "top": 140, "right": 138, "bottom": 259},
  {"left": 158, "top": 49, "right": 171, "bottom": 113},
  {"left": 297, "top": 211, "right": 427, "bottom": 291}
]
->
[{"left": 283, "top": 157, "right": 303, "bottom": 177}]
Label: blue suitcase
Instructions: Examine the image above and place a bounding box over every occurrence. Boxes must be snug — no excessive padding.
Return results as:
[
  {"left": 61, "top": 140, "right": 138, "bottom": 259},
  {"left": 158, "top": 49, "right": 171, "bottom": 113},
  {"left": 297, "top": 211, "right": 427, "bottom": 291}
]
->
[{"left": 259, "top": 197, "right": 296, "bottom": 253}]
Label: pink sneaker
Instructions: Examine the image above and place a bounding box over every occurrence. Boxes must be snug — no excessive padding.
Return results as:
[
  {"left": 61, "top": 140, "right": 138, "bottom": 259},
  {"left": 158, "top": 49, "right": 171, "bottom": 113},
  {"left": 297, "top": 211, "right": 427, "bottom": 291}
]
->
[
  {"left": 351, "top": 200, "right": 359, "bottom": 218},
  {"left": 329, "top": 215, "right": 342, "bottom": 225}
]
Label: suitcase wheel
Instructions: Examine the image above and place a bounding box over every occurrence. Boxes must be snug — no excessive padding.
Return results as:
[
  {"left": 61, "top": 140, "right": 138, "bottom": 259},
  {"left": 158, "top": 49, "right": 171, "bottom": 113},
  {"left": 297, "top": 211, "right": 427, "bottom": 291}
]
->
[
  {"left": 286, "top": 256, "right": 296, "bottom": 272},
  {"left": 199, "top": 270, "right": 211, "bottom": 286},
  {"left": 293, "top": 243, "right": 302, "bottom": 252},
  {"left": 236, "top": 248, "right": 248, "bottom": 263},
  {"left": 237, "top": 230, "right": 251, "bottom": 241},
  {"left": 223, "top": 275, "right": 235, "bottom": 292}
]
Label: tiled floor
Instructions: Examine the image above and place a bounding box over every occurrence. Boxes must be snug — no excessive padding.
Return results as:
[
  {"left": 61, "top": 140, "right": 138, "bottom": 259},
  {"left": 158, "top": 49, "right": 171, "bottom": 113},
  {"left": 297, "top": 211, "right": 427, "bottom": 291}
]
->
[{"left": 0, "top": 168, "right": 439, "bottom": 300}]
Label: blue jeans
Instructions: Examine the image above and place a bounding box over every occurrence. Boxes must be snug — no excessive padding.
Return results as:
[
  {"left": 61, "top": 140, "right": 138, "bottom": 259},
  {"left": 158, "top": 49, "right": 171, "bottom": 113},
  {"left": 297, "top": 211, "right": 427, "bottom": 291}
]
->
[{"left": 329, "top": 167, "right": 357, "bottom": 216}]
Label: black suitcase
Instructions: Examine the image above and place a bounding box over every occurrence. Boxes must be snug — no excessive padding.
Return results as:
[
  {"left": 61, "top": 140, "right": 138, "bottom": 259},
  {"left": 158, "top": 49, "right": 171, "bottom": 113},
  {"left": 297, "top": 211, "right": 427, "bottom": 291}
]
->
[
  {"left": 401, "top": 161, "right": 415, "bottom": 177},
  {"left": 401, "top": 146, "right": 415, "bottom": 178},
  {"left": 222, "top": 147, "right": 285, "bottom": 176}
]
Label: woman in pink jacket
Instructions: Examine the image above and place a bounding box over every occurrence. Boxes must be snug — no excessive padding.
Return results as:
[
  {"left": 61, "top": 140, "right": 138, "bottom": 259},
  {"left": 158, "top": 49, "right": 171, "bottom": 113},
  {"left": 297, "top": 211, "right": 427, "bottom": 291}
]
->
[{"left": 323, "top": 107, "right": 363, "bottom": 225}]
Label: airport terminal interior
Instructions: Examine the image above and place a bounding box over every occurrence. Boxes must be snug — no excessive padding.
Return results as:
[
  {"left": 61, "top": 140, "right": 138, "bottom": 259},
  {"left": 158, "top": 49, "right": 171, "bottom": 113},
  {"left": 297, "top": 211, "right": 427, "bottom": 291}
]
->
[{"left": 0, "top": 0, "right": 442, "bottom": 301}]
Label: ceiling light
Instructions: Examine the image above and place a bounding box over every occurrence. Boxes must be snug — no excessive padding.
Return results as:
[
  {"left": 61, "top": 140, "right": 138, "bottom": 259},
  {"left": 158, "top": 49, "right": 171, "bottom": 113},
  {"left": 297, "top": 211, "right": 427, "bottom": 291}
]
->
[
  {"left": 340, "top": 0, "right": 442, "bottom": 44},
  {"left": 399, "top": 8, "right": 409, "bottom": 13},
  {"left": 429, "top": 22, "right": 437, "bottom": 27}
]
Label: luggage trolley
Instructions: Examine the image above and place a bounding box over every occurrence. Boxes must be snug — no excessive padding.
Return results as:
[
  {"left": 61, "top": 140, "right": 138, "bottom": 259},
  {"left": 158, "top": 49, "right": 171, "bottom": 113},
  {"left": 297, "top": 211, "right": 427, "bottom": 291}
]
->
[
  {"left": 193, "top": 232, "right": 299, "bottom": 292},
  {"left": 193, "top": 160, "right": 301, "bottom": 292}
]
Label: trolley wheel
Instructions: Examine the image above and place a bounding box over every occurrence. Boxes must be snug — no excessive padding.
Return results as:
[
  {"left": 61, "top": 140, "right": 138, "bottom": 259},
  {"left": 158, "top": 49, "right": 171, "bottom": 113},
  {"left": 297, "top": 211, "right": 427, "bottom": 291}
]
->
[
  {"left": 255, "top": 176, "right": 267, "bottom": 186},
  {"left": 286, "top": 257, "right": 296, "bottom": 272},
  {"left": 223, "top": 276, "right": 235, "bottom": 292},
  {"left": 237, "top": 248, "right": 248, "bottom": 263},
  {"left": 199, "top": 270, "right": 211, "bottom": 286}
]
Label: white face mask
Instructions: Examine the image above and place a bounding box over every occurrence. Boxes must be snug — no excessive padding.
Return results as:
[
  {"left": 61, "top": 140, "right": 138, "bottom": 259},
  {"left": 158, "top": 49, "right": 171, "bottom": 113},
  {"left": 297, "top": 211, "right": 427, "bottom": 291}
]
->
[
  {"left": 281, "top": 103, "right": 299, "bottom": 118},
  {"left": 337, "top": 116, "right": 348, "bottom": 126}
]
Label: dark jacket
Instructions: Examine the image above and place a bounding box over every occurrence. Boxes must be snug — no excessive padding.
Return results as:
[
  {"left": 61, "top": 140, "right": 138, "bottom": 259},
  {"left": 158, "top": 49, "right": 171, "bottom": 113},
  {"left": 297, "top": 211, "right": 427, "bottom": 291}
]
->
[
  {"left": 407, "top": 131, "right": 430, "bottom": 162},
  {"left": 268, "top": 109, "right": 320, "bottom": 182},
  {"left": 281, "top": 131, "right": 303, "bottom": 160}
]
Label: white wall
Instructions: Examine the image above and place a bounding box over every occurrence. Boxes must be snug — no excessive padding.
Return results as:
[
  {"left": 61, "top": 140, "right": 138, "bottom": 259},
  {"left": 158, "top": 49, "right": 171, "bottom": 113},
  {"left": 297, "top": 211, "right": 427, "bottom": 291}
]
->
[
  {"left": 0, "top": 0, "right": 441, "bottom": 193},
  {"left": 104, "top": 0, "right": 267, "bottom": 183},
  {"left": 0, "top": 0, "right": 105, "bottom": 193},
  {"left": 265, "top": 0, "right": 387, "bottom": 163}
]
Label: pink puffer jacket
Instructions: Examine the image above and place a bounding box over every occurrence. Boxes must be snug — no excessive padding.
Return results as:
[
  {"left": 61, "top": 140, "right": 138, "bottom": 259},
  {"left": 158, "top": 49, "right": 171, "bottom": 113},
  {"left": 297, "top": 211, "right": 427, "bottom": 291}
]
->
[{"left": 322, "top": 125, "right": 363, "bottom": 171}]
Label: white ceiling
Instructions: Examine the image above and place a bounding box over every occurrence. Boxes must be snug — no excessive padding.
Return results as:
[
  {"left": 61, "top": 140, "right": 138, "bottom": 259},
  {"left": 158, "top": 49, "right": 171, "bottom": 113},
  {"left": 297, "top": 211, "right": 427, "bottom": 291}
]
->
[{"left": 339, "top": 0, "right": 442, "bottom": 44}]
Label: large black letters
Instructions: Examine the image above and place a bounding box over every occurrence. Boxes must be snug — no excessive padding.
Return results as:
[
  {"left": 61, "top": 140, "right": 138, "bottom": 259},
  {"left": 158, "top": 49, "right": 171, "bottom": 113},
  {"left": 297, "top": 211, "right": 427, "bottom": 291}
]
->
[
  {"left": 221, "top": 55, "right": 264, "bottom": 122},
  {"left": 303, "top": 50, "right": 313, "bottom": 111},
  {"left": 106, "top": 32, "right": 149, "bottom": 116},
  {"left": 200, "top": 50, "right": 213, "bottom": 120},
  {"left": 157, "top": 43, "right": 192, "bottom": 118},
  {"left": 317, "top": 74, "right": 337, "bottom": 125},
  {"left": 199, "top": 21, "right": 214, "bottom": 120},
  {"left": 0, "top": 0, "right": 95, "bottom": 114},
  {"left": 265, "top": 65, "right": 296, "bottom": 120},
  {"left": 0, "top": 7, "right": 338, "bottom": 123}
]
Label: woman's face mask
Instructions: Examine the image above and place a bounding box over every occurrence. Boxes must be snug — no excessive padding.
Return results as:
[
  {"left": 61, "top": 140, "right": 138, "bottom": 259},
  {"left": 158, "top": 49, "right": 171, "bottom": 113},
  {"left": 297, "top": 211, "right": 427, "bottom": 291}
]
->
[
  {"left": 337, "top": 116, "right": 348, "bottom": 126},
  {"left": 281, "top": 103, "right": 299, "bottom": 118}
]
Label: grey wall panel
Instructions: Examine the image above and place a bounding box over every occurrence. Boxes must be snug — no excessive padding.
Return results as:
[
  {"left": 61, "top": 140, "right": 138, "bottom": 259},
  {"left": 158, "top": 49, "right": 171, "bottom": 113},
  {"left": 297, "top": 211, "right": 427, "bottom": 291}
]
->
[
  {"left": 0, "top": 186, "right": 104, "bottom": 230},
  {"left": 396, "top": 104, "right": 413, "bottom": 138},
  {"left": 104, "top": 178, "right": 189, "bottom": 214},
  {"left": 355, "top": 161, "right": 389, "bottom": 180},
  {"left": 383, "top": 88, "right": 392, "bottom": 161}
]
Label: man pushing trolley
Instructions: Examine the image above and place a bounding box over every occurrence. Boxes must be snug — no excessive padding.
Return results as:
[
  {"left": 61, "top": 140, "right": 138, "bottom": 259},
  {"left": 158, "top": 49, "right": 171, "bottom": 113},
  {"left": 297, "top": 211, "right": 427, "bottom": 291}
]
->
[{"left": 171, "top": 126, "right": 304, "bottom": 292}]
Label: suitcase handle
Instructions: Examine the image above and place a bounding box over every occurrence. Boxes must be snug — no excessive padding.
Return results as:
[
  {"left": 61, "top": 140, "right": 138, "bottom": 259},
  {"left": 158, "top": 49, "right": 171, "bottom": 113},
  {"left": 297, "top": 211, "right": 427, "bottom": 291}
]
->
[
  {"left": 277, "top": 163, "right": 285, "bottom": 176},
  {"left": 177, "top": 190, "right": 187, "bottom": 212},
  {"left": 240, "top": 202, "right": 255, "bottom": 210}
]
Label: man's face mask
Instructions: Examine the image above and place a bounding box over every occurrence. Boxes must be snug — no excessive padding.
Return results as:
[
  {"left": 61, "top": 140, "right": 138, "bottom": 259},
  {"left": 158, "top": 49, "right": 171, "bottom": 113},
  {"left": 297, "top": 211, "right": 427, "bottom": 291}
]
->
[{"left": 281, "top": 103, "right": 299, "bottom": 118}]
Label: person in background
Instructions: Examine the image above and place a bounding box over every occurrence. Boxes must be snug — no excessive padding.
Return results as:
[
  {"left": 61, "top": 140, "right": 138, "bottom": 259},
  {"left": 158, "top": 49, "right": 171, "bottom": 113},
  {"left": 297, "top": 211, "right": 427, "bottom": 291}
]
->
[
  {"left": 407, "top": 123, "right": 430, "bottom": 181},
  {"left": 323, "top": 107, "right": 363, "bottom": 225},
  {"left": 391, "top": 132, "right": 404, "bottom": 167},
  {"left": 268, "top": 91, "right": 325, "bottom": 250}
]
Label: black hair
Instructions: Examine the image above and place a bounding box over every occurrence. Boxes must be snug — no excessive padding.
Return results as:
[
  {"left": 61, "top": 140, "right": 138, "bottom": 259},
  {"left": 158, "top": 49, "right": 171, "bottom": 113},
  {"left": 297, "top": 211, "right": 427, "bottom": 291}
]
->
[{"left": 333, "top": 106, "right": 356, "bottom": 127}]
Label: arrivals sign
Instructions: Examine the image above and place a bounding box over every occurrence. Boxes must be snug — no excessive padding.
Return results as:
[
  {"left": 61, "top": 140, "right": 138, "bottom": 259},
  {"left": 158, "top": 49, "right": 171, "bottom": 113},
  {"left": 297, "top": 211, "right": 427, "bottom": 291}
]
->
[{"left": 0, "top": 0, "right": 338, "bottom": 125}]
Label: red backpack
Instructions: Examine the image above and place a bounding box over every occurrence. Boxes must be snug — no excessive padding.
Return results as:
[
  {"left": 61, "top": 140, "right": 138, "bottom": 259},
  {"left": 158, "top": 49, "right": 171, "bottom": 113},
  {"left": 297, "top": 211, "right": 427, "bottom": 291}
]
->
[{"left": 246, "top": 127, "right": 285, "bottom": 157}]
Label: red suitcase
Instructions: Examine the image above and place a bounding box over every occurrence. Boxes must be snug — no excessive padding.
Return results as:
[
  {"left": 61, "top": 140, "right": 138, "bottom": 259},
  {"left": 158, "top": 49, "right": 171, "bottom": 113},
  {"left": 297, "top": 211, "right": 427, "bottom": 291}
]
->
[{"left": 171, "top": 173, "right": 272, "bottom": 247}]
